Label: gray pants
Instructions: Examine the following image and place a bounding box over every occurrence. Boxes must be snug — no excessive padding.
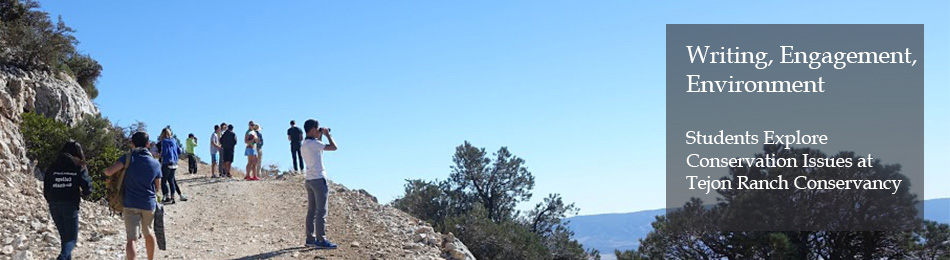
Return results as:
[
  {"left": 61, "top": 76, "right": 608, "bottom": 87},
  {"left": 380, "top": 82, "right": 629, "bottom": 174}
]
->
[{"left": 305, "top": 178, "right": 329, "bottom": 242}]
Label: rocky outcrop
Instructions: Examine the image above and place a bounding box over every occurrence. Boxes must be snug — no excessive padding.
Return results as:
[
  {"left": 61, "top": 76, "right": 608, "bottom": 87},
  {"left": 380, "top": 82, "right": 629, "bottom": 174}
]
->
[
  {"left": 0, "top": 65, "right": 98, "bottom": 175},
  {"left": 0, "top": 66, "right": 107, "bottom": 260},
  {"left": 331, "top": 179, "right": 477, "bottom": 260}
]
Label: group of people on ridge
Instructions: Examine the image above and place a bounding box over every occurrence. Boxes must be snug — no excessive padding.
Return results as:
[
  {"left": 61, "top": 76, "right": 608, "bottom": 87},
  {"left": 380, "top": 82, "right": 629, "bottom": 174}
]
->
[
  {"left": 42, "top": 118, "right": 339, "bottom": 260},
  {"left": 208, "top": 121, "right": 265, "bottom": 180}
]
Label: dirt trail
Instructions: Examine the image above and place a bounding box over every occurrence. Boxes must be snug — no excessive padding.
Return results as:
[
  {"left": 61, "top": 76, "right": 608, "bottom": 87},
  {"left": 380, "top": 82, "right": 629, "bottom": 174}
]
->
[{"left": 61, "top": 161, "right": 473, "bottom": 260}]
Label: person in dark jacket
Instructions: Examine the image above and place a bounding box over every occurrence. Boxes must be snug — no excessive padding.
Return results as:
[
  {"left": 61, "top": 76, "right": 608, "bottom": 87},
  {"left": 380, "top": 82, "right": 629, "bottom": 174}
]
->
[
  {"left": 220, "top": 124, "right": 238, "bottom": 178},
  {"left": 43, "top": 140, "right": 93, "bottom": 260}
]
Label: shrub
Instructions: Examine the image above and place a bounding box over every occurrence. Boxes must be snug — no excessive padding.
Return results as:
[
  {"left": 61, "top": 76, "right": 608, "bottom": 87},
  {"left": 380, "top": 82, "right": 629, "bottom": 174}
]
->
[
  {"left": 64, "top": 53, "right": 101, "bottom": 99},
  {"left": 445, "top": 207, "right": 550, "bottom": 260},
  {"left": 20, "top": 112, "right": 69, "bottom": 170},
  {"left": 21, "top": 112, "right": 127, "bottom": 201},
  {"left": 86, "top": 145, "right": 121, "bottom": 200},
  {"left": 0, "top": 0, "right": 102, "bottom": 99},
  {"left": 0, "top": 0, "right": 76, "bottom": 71},
  {"left": 394, "top": 142, "right": 590, "bottom": 260}
]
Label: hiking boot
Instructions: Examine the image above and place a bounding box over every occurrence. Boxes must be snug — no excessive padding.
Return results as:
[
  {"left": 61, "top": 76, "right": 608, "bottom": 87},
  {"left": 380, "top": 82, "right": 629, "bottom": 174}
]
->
[
  {"left": 179, "top": 195, "right": 188, "bottom": 202},
  {"left": 164, "top": 198, "right": 176, "bottom": 205}
]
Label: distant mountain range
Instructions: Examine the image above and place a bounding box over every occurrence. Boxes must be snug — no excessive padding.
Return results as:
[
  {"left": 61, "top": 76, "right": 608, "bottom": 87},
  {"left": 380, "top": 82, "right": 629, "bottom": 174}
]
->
[{"left": 567, "top": 198, "right": 950, "bottom": 256}]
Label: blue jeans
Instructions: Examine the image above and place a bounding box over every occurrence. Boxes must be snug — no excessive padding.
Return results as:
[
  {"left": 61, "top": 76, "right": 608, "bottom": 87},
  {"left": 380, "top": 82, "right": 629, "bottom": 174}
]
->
[
  {"left": 305, "top": 178, "right": 329, "bottom": 243},
  {"left": 49, "top": 201, "right": 79, "bottom": 260}
]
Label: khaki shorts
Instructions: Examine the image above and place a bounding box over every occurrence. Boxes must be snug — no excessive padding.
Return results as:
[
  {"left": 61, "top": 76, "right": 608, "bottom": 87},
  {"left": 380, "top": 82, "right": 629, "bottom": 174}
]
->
[{"left": 123, "top": 207, "right": 155, "bottom": 240}]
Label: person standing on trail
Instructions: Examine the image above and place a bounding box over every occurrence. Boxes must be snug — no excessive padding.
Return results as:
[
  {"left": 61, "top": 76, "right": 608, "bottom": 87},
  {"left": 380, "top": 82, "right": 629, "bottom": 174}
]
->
[
  {"left": 244, "top": 121, "right": 261, "bottom": 181},
  {"left": 185, "top": 133, "right": 198, "bottom": 175},
  {"left": 220, "top": 124, "right": 237, "bottom": 178},
  {"left": 301, "top": 119, "right": 338, "bottom": 249},
  {"left": 287, "top": 120, "right": 304, "bottom": 173},
  {"left": 149, "top": 141, "right": 159, "bottom": 160},
  {"left": 159, "top": 128, "right": 186, "bottom": 204},
  {"left": 43, "top": 140, "right": 93, "bottom": 260},
  {"left": 210, "top": 125, "right": 222, "bottom": 178},
  {"left": 104, "top": 132, "right": 162, "bottom": 260},
  {"left": 254, "top": 124, "right": 264, "bottom": 177}
]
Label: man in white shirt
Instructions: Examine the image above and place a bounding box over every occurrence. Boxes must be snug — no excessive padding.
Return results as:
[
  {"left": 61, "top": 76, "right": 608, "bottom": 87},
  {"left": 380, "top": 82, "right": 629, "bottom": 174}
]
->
[
  {"left": 210, "top": 125, "right": 222, "bottom": 177},
  {"left": 301, "top": 119, "right": 338, "bottom": 249}
]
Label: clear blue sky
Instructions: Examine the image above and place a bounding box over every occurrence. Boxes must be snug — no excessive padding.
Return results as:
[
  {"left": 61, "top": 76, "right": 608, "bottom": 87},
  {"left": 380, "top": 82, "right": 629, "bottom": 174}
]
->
[{"left": 40, "top": 0, "right": 948, "bottom": 215}]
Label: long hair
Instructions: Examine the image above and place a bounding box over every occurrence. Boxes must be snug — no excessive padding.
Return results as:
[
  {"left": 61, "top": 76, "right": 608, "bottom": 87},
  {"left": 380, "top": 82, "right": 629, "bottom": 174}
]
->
[
  {"left": 60, "top": 140, "right": 86, "bottom": 167},
  {"left": 160, "top": 128, "right": 172, "bottom": 140}
]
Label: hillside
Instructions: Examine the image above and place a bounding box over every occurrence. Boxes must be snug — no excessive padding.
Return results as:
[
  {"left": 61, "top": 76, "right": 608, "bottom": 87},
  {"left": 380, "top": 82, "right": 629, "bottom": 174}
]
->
[
  {"left": 568, "top": 199, "right": 950, "bottom": 257},
  {"left": 65, "top": 161, "right": 476, "bottom": 259},
  {"left": 0, "top": 66, "right": 475, "bottom": 259}
]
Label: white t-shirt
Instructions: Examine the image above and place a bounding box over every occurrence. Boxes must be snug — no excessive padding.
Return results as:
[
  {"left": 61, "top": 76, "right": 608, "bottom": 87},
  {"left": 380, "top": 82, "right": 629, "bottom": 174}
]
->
[
  {"left": 210, "top": 132, "right": 221, "bottom": 154},
  {"left": 301, "top": 138, "right": 326, "bottom": 180}
]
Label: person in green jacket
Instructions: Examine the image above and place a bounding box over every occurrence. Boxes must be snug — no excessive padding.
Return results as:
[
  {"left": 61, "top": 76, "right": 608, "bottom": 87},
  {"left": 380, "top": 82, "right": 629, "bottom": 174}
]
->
[{"left": 185, "top": 133, "right": 198, "bottom": 174}]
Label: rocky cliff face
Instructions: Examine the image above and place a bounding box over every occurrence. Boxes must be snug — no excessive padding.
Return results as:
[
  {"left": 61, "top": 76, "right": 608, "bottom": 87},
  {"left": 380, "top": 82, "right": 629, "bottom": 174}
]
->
[
  {"left": 0, "top": 65, "right": 98, "bottom": 175},
  {"left": 0, "top": 66, "right": 103, "bottom": 260}
]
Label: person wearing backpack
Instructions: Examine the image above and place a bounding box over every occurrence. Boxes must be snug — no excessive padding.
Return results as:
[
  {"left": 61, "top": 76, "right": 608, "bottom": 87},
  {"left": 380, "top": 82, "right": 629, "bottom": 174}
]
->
[
  {"left": 43, "top": 140, "right": 93, "bottom": 260},
  {"left": 254, "top": 124, "right": 264, "bottom": 177},
  {"left": 104, "top": 131, "right": 162, "bottom": 260}
]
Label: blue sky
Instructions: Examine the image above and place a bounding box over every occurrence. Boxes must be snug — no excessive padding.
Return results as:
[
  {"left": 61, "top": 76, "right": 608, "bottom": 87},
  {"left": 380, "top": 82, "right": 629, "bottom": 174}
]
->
[{"left": 40, "top": 0, "right": 948, "bottom": 215}]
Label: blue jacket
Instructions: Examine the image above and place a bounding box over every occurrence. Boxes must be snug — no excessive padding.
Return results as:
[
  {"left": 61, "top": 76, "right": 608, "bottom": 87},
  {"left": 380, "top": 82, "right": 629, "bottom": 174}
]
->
[{"left": 160, "top": 138, "right": 181, "bottom": 165}]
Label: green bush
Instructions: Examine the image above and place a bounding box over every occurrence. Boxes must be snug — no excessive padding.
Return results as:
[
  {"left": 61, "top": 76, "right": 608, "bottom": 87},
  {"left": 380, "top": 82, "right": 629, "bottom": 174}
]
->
[
  {"left": 0, "top": 0, "right": 102, "bottom": 99},
  {"left": 64, "top": 53, "right": 101, "bottom": 99},
  {"left": 393, "top": 142, "right": 590, "bottom": 260},
  {"left": 21, "top": 112, "right": 127, "bottom": 201},
  {"left": 20, "top": 112, "right": 69, "bottom": 170},
  {"left": 0, "top": 0, "right": 76, "bottom": 71},
  {"left": 446, "top": 210, "right": 550, "bottom": 260},
  {"left": 86, "top": 145, "right": 122, "bottom": 200}
]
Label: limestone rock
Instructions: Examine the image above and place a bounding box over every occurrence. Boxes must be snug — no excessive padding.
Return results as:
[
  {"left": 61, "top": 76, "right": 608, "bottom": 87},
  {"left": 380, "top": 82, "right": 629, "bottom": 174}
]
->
[{"left": 12, "top": 250, "right": 33, "bottom": 260}]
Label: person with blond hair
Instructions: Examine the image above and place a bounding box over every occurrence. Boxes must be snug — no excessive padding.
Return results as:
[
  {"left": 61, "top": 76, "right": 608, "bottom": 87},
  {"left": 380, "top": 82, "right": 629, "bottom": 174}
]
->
[
  {"left": 244, "top": 121, "right": 260, "bottom": 181},
  {"left": 158, "top": 128, "right": 184, "bottom": 204}
]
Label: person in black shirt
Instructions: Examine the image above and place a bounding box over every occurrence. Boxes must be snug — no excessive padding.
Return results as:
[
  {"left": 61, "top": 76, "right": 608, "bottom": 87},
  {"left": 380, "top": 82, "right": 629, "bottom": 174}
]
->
[
  {"left": 220, "top": 124, "right": 238, "bottom": 178},
  {"left": 287, "top": 120, "right": 304, "bottom": 172},
  {"left": 43, "top": 140, "right": 93, "bottom": 260}
]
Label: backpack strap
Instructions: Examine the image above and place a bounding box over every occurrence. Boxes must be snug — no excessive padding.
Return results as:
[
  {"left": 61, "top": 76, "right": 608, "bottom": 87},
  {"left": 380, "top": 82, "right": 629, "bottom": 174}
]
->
[{"left": 115, "top": 150, "right": 133, "bottom": 195}]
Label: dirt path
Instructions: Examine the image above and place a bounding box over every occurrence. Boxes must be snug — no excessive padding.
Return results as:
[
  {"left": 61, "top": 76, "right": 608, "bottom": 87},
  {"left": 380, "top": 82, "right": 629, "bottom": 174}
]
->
[
  {"left": 57, "top": 160, "right": 474, "bottom": 260},
  {"left": 146, "top": 162, "right": 448, "bottom": 260}
]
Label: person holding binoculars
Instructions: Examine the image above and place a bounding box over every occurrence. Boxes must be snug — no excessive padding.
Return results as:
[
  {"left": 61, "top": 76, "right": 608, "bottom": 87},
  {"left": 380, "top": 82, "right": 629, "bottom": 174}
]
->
[{"left": 301, "top": 119, "right": 338, "bottom": 249}]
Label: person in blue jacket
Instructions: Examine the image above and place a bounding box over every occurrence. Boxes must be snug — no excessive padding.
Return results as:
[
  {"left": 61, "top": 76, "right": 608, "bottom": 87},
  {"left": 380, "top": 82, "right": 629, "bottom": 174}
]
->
[
  {"left": 43, "top": 140, "right": 93, "bottom": 260},
  {"left": 158, "top": 127, "right": 186, "bottom": 204}
]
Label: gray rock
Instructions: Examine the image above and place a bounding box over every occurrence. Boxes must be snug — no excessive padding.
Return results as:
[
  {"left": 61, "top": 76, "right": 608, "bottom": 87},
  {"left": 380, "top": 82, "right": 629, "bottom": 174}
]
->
[{"left": 12, "top": 250, "right": 32, "bottom": 260}]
